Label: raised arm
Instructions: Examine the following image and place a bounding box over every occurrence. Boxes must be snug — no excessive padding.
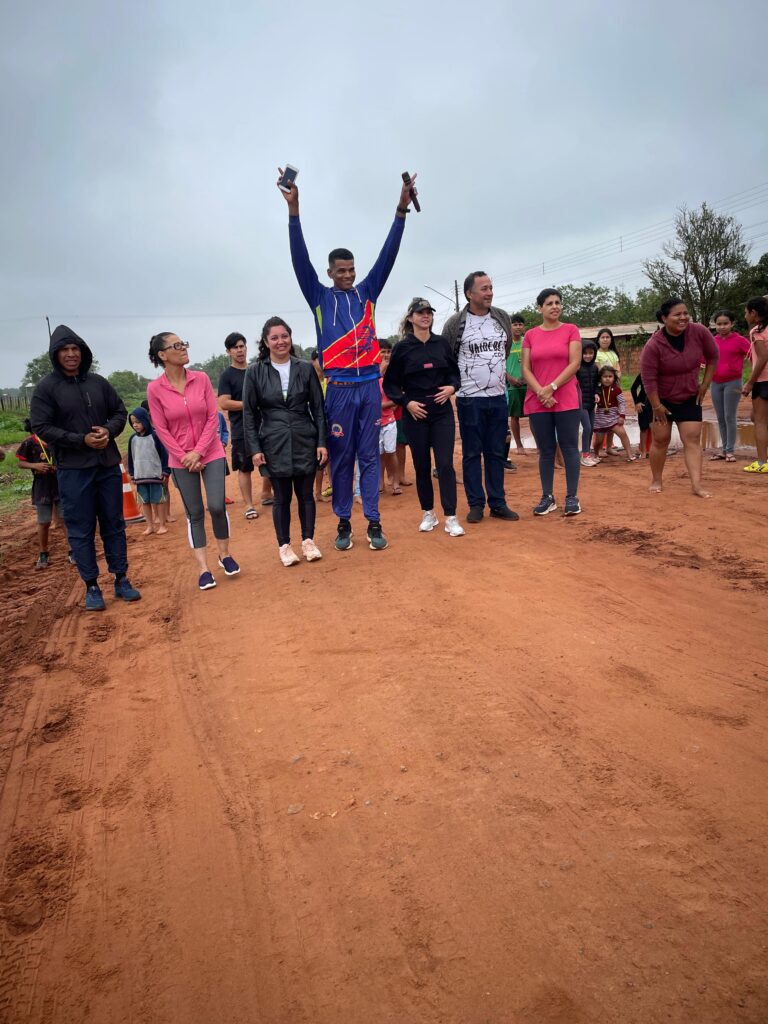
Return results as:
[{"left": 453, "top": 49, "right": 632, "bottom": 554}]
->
[
  {"left": 357, "top": 176, "right": 415, "bottom": 299},
  {"left": 277, "top": 170, "right": 323, "bottom": 308}
]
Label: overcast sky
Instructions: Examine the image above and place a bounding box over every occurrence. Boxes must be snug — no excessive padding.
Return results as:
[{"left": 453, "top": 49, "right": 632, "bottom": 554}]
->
[{"left": 2, "top": 0, "right": 767, "bottom": 387}]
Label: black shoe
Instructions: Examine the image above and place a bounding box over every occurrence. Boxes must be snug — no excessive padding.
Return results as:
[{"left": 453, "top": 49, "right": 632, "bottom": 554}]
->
[
  {"left": 503, "top": 460, "right": 517, "bottom": 472},
  {"left": 335, "top": 518, "right": 353, "bottom": 551},
  {"left": 466, "top": 506, "right": 484, "bottom": 523},
  {"left": 367, "top": 520, "right": 388, "bottom": 550},
  {"left": 533, "top": 494, "right": 557, "bottom": 516},
  {"left": 85, "top": 585, "right": 106, "bottom": 612},
  {"left": 489, "top": 505, "right": 520, "bottom": 521},
  {"left": 564, "top": 495, "right": 582, "bottom": 516}
]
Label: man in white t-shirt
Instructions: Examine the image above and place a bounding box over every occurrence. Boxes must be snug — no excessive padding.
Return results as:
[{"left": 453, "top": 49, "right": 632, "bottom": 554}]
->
[{"left": 442, "top": 272, "right": 519, "bottom": 522}]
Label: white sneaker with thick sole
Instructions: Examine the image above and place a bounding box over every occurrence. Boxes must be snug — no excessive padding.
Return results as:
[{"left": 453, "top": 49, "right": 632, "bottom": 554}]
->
[
  {"left": 279, "top": 543, "right": 301, "bottom": 567},
  {"left": 419, "top": 510, "right": 439, "bottom": 532},
  {"left": 444, "top": 515, "right": 465, "bottom": 537},
  {"left": 301, "top": 538, "right": 323, "bottom": 562}
]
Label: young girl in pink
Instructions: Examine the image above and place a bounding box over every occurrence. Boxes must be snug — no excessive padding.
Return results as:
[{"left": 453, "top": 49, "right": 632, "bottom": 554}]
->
[{"left": 592, "top": 366, "right": 636, "bottom": 462}]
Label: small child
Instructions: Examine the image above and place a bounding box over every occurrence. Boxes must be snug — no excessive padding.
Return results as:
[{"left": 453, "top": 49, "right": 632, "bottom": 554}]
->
[
  {"left": 592, "top": 366, "right": 636, "bottom": 462},
  {"left": 128, "top": 407, "right": 170, "bottom": 535},
  {"left": 16, "top": 418, "right": 60, "bottom": 568},
  {"left": 576, "top": 341, "right": 599, "bottom": 467},
  {"left": 630, "top": 373, "right": 652, "bottom": 459},
  {"left": 378, "top": 341, "right": 400, "bottom": 495},
  {"left": 595, "top": 328, "right": 622, "bottom": 455}
]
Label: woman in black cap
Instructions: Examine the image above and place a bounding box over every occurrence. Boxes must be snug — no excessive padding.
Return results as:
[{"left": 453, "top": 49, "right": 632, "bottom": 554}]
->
[{"left": 383, "top": 298, "right": 464, "bottom": 536}]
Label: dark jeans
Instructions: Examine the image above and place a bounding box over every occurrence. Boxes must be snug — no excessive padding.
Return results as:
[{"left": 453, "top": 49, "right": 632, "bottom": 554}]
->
[
  {"left": 404, "top": 406, "right": 457, "bottom": 516},
  {"left": 455, "top": 395, "right": 508, "bottom": 510},
  {"left": 579, "top": 407, "right": 594, "bottom": 453},
  {"left": 57, "top": 464, "right": 127, "bottom": 584},
  {"left": 271, "top": 473, "right": 316, "bottom": 546},
  {"left": 529, "top": 409, "right": 581, "bottom": 497}
]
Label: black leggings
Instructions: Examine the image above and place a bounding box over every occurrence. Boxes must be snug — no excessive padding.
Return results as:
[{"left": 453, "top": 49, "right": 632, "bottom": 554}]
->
[
  {"left": 529, "top": 409, "right": 581, "bottom": 497},
  {"left": 403, "top": 408, "right": 457, "bottom": 516},
  {"left": 271, "top": 473, "right": 316, "bottom": 546}
]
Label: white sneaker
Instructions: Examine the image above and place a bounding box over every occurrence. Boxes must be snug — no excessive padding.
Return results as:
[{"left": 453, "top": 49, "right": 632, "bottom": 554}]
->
[
  {"left": 301, "top": 538, "right": 323, "bottom": 562},
  {"left": 444, "top": 515, "right": 465, "bottom": 537},
  {"left": 419, "top": 510, "right": 439, "bottom": 532},
  {"left": 279, "top": 543, "right": 301, "bottom": 567}
]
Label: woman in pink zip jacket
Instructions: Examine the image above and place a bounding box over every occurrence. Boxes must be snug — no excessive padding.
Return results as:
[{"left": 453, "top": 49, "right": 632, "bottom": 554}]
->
[{"left": 147, "top": 332, "right": 241, "bottom": 590}]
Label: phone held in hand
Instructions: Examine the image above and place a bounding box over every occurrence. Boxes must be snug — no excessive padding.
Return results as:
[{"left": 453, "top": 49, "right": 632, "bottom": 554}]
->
[{"left": 278, "top": 165, "right": 299, "bottom": 192}]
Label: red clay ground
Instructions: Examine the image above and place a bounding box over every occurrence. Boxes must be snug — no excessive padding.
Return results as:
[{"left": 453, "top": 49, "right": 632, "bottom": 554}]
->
[{"left": 0, "top": 442, "right": 766, "bottom": 1024}]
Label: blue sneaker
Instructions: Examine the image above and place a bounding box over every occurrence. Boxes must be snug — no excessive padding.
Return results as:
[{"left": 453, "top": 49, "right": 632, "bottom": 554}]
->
[
  {"left": 533, "top": 494, "right": 557, "bottom": 516},
  {"left": 563, "top": 495, "right": 582, "bottom": 517},
  {"left": 85, "top": 585, "right": 106, "bottom": 612},
  {"left": 198, "top": 571, "right": 217, "bottom": 591},
  {"left": 114, "top": 577, "right": 141, "bottom": 601},
  {"left": 217, "top": 556, "right": 241, "bottom": 577}
]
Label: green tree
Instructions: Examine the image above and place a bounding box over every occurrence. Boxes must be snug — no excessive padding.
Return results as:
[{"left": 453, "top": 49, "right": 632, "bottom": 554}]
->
[
  {"left": 643, "top": 202, "right": 750, "bottom": 324},
  {"left": 108, "top": 370, "right": 150, "bottom": 397},
  {"left": 21, "top": 352, "right": 53, "bottom": 387},
  {"left": 559, "top": 282, "right": 615, "bottom": 326},
  {"left": 189, "top": 353, "right": 230, "bottom": 384}
]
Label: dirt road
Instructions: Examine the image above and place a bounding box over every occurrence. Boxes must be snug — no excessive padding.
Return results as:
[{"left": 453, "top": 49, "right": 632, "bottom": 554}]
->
[{"left": 0, "top": 452, "right": 766, "bottom": 1024}]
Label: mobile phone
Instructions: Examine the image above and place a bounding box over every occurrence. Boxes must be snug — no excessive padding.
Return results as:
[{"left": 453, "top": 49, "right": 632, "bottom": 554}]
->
[{"left": 278, "top": 165, "right": 299, "bottom": 192}]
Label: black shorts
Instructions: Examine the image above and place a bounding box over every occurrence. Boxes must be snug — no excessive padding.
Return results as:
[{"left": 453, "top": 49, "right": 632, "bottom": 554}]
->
[
  {"left": 753, "top": 381, "right": 768, "bottom": 402},
  {"left": 231, "top": 438, "right": 254, "bottom": 472},
  {"left": 659, "top": 395, "right": 702, "bottom": 424}
]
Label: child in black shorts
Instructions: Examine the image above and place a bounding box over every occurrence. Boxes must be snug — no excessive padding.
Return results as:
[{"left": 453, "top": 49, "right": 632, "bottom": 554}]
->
[{"left": 16, "top": 418, "right": 61, "bottom": 568}]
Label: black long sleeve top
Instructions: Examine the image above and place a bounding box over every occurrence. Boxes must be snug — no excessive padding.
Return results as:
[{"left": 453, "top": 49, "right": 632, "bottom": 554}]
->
[{"left": 382, "top": 333, "right": 461, "bottom": 407}]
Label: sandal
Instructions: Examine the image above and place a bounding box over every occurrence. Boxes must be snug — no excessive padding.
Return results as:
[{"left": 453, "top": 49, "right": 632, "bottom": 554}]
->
[
  {"left": 244, "top": 507, "right": 259, "bottom": 519},
  {"left": 391, "top": 486, "right": 402, "bottom": 495},
  {"left": 261, "top": 497, "right": 274, "bottom": 506},
  {"left": 725, "top": 454, "right": 736, "bottom": 463},
  {"left": 709, "top": 453, "right": 725, "bottom": 461}
]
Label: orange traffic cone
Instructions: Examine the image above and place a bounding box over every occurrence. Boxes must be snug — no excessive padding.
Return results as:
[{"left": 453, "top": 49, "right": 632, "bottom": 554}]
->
[{"left": 120, "top": 463, "right": 145, "bottom": 523}]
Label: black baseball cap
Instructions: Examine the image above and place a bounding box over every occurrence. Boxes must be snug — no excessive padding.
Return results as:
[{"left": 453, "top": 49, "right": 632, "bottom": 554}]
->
[{"left": 407, "top": 297, "right": 436, "bottom": 314}]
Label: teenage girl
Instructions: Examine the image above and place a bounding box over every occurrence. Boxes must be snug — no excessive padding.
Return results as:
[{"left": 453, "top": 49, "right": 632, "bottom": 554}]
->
[
  {"left": 710, "top": 309, "right": 750, "bottom": 462},
  {"left": 592, "top": 366, "right": 636, "bottom": 462}
]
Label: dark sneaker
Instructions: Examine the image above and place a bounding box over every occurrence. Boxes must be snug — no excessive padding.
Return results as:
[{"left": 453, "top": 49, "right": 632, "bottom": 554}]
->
[
  {"left": 564, "top": 495, "right": 582, "bottom": 516},
  {"left": 367, "top": 521, "right": 388, "bottom": 550},
  {"left": 114, "top": 577, "right": 141, "bottom": 601},
  {"left": 466, "top": 506, "right": 484, "bottom": 523},
  {"left": 35, "top": 552, "right": 50, "bottom": 570},
  {"left": 198, "top": 571, "right": 217, "bottom": 591},
  {"left": 85, "top": 585, "right": 106, "bottom": 612},
  {"left": 217, "top": 555, "right": 241, "bottom": 576},
  {"left": 503, "top": 460, "right": 517, "bottom": 472},
  {"left": 533, "top": 494, "right": 557, "bottom": 516},
  {"left": 489, "top": 505, "right": 520, "bottom": 521},
  {"left": 335, "top": 518, "right": 354, "bottom": 551}
]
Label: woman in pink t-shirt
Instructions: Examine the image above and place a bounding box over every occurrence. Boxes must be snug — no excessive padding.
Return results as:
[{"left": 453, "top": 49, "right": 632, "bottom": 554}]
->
[
  {"left": 742, "top": 296, "right": 768, "bottom": 473},
  {"left": 710, "top": 309, "right": 750, "bottom": 462},
  {"left": 521, "top": 288, "right": 583, "bottom": 516}
]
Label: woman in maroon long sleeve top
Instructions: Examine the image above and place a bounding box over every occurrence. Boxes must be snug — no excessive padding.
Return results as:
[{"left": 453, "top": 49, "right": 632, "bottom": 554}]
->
[{"left": 639, "top": 297, "right": 718, "bottom": 497}]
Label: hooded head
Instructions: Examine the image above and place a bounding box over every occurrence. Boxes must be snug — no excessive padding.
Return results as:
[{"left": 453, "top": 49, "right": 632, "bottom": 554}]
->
[
  {"left": 49, "top": 325, "right": 93, "bottom": 378},
  {"left": 129, "top": 406, "right": 152, "bottom": 435}
]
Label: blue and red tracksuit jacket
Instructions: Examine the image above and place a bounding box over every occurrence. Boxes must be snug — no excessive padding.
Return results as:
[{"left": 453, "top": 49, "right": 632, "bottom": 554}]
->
[{"left": 288, "top": 214, "right": 405, "bottom": 383}]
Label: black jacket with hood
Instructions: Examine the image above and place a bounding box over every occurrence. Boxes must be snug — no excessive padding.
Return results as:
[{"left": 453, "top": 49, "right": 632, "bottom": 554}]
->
[
  {"left": 30, "top": 326, "right": 127, "bottom": 470},
  {"left": 242, "top": 356, "right": 327, "bottom": 477}
]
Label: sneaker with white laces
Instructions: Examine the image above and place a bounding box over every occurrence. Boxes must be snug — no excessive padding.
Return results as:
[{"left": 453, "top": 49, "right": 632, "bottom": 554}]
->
[
  {"left": 444, "top": 515, "right": 465, "bottom": 537},
  {"left": 533, "top": 494, "right": 557, "bottom": 516},
  {"left": 419, "top": 510, "right": 439, "bottom": 532},
  {"left": 279, "top": 543, "right": 301, "bottom": 566},
  {"left": 301, "top": 538, "right": 323, "bottom": 561}
]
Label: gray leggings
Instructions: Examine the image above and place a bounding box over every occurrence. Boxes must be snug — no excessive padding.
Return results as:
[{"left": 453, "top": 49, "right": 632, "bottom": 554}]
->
[
  {"left": 171, "top": 458, "right": 229, "bottom": 548},
  {"left": 710, "top": 378, "right": 742, "bottom": 453}
]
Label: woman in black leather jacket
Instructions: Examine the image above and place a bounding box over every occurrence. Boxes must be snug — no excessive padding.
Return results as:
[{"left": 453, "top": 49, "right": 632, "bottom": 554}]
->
[{"left": 243, "top": 317, "right": 328, "bottom": 566}]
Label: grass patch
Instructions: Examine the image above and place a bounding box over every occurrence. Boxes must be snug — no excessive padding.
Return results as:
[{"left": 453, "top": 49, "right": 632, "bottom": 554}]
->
[
  {"left": 0, "top": 411, "right": 27, "bottom": 446},
  {"left": 0, "top": 454, "right": 34, "bottom": 513}
]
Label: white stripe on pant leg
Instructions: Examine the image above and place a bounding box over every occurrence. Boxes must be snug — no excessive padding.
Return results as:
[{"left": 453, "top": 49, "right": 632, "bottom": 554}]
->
[{"left": 187, "top": 517, "right": 194, "bottom": 548}]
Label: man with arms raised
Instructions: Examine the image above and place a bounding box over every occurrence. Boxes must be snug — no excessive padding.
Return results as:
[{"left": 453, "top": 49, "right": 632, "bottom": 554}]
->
[
  {"left": 442, "top": 273, "right": 519, "bottom": 523},
  {"left": 278, "top": 170, "right": 416, "bottom": 551}
]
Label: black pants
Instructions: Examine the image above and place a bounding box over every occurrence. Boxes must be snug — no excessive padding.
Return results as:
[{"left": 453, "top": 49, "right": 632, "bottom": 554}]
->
[
  {"left": 404, "top": 407, "right": 458, "bottom": 516},
  {"left": 57, "top": 464, "right": 128, "bottom": 584},
  {"left": 271, "top": 473, "right": 316, "bottom": 546},
  {"left": 529, "top": 409, "right": 581, "bottom": 497}
]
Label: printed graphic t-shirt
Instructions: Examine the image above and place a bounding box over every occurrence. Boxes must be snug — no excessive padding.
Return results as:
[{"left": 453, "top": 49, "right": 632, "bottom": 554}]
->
[
  {"left": 457, "top": 313, "right": 508, "bottom": 398},
  {"left": 523, "top": 323, "right": 582, "bottom": 414}
]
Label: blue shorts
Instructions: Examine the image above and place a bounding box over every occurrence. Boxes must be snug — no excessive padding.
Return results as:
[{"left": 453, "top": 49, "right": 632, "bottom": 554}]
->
[{"left": 137, "top": 482, "right": 165, "bottom": 505}]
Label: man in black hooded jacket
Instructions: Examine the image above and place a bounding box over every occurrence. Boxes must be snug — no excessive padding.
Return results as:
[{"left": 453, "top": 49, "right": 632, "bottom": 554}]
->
[{"left": 30, "top": 325, "right": 141, "bottom": 610}]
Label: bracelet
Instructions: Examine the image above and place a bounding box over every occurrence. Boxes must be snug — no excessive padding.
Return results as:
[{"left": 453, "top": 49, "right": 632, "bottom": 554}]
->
[{"left": 396, "top": 205, "right": 410, "bottom": 215}]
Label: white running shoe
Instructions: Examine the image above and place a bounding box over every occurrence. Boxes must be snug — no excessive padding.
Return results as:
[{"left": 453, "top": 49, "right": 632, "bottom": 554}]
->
[
  {"left": 444, "top": 515, "right": 465, "bottom": 537},
  {"left": 279, "top": 543, "right": 301, "bottom": 567},
  {"left": 419, "top": 510, "right": 439, "bottom": 532},
  {"left": 301, "top": 538, "right": 323, "bottom": 562}
]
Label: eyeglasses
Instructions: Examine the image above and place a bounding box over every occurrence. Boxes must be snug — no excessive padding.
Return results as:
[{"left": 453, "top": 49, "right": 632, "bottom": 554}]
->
[{"left": 163, "top": 341, "right": 190, "bottom": 351}]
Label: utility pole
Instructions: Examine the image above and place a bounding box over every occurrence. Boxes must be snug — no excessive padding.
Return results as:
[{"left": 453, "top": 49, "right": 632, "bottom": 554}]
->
[
  {"left": 454, "top": 279, "right": 459, "bottom": 313},
  {"left": 424, "top": 284, "right": 459, "bottom": 313},
  {"left": 45, "top": 315, "right": 51, "bottom": 340}
]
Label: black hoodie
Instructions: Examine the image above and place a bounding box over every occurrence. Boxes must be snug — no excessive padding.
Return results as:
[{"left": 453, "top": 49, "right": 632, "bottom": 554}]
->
[{"left": 29, "top": 325, "right": 127, "bottom": 469}]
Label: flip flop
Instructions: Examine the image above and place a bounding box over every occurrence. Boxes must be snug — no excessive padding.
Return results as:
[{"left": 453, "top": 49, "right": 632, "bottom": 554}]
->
[
  {"left": 244, "top": 507, "right": 259, "bottom": 519},
  {"left": 709, "top": 453, "right": 725, "bottom": 461},
  {"left": 392, "top": 486, "right": 402, "bottom": 495},
  {"left": 725, "top": 454, "right": 736, "bottom": 463},
  {"left": 261, "top": 498, "right": 274, "bottom": 506}
]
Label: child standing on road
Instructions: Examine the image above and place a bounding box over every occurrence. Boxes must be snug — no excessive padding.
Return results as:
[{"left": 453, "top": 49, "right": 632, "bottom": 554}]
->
[
  {"left": 378, "top": 341, "right": 401, "bottom": 495},
  {"left": 592, "top": 367, "right": 636, "bottom": 462},
  {"left": 576, "top": 341, "right": 599, "bottom": 467},
  {"left": 128, "top": 407, "right": 170, "bottom": 536},
  {"left": 16, "top": 418, "right": 61, "bottom": 569},
  {"left": 595, "top": 329, "right": 622, "bottom": 456}
]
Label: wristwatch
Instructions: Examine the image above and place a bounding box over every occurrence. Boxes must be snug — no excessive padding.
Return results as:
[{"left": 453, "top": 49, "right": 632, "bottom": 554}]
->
[{"left": 550, "top": 382, "right": 558, "bottom": 392}]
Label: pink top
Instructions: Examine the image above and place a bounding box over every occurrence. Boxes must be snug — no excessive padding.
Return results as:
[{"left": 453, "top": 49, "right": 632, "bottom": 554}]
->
[
  {"left": 713, "top": 332, "right": 750, "bottom": 383},
  {"left": 640, "top": 323, "right": 719, "bottom": 403},
  {"left": 749, "top": 326, "right": 768, "bottom": 383},
  {"left": 379, "top": 379, "right": 396, "bottom": 425},
  {"left": 147, "top": 370, "right": 226, "bottom": 469},
  {"left": 523, "top": 323, "right": 581, "bottom": 414}
]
